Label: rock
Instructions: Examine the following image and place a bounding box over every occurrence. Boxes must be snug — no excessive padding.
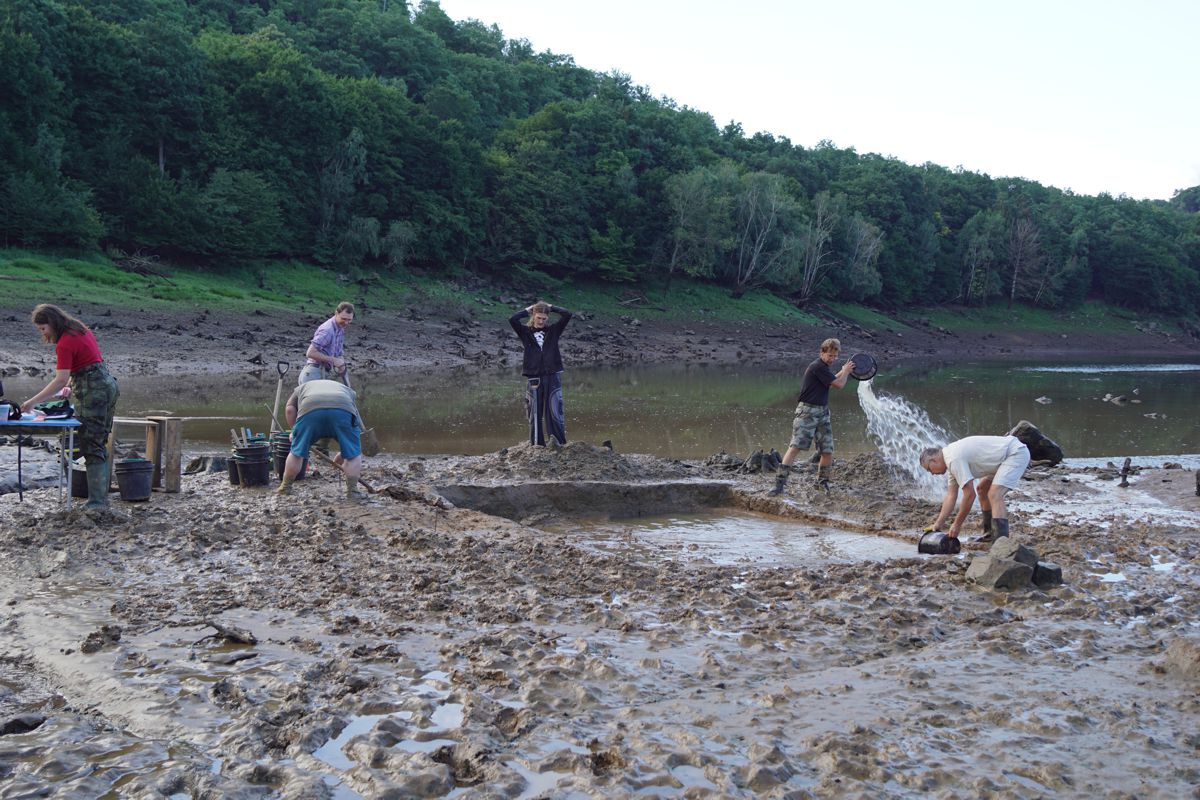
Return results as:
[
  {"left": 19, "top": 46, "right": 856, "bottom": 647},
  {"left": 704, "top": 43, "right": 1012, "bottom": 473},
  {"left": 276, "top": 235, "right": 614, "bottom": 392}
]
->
[
  {"left": 966, "top": 556, "right": 1034, "bottom": 590},
  {"left": 80, "top": 624, "right": 122, "bottom": 653},
  {"left": 1032, "top": 561, "right": 1064, "bottom": 587},
  {"left": 0, "top": 714, "right": 46, "bottom": 735},
  {"left": 1007, "top": 420, "right": 1064, "bottom": 466},
  {"left": 1163, "top": 637, "right": 1200, "bottom": 680},
  {"left": 988, "top": 537, "right": 1039, "bottom": 570}
]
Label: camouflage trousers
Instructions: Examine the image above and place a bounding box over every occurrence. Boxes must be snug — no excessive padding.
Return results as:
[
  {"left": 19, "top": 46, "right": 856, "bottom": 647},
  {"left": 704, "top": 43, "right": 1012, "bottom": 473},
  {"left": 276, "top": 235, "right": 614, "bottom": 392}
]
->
[
  {"left": 71, "top": 363, "right": 119, "bottom": 464},
  {"left": 789, "top": 402, "right": 834, "bottom": 454}
]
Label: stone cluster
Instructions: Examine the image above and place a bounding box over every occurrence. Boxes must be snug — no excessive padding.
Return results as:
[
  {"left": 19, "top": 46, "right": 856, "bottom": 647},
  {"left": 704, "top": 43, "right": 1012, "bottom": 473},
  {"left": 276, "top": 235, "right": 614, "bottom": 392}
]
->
[{"left": 965, "top": 537, "right": 1063, "bottom": 591}]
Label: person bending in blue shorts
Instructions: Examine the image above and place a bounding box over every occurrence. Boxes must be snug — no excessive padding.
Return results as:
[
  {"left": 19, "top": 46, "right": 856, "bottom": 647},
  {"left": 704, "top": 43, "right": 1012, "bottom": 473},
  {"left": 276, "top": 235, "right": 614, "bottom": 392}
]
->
[{"left": 279, "top": 379, "right": 363, "bottom": 497}]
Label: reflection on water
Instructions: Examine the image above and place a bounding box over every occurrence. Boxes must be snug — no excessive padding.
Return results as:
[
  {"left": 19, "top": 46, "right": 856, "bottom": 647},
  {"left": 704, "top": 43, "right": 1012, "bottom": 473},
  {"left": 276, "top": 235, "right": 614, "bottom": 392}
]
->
[
  {"left": 549, "top": 509, "right": 917, "bottom": 567},
  {"left": 4, "top": 360, "right": 1197, "bottom": 459}
]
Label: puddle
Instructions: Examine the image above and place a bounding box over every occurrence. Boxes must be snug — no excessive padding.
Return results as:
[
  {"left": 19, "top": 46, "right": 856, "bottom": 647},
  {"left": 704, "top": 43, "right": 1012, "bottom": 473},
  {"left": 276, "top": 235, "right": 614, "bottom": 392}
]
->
[
  {"left": 550, "top": 509, "right": 916, "bottom": 567},
  {"left": 313, "top": 713, "right": 394, "bottom": 770}
]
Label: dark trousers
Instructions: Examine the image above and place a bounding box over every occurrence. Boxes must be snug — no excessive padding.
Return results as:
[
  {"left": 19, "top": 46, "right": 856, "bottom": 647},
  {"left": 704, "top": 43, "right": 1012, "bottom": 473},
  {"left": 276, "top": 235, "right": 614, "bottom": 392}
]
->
[
  {"left": 525, "top": 372, "right": 566, "bottom": 446},
  {"left": 71, "top": 363, "right": 119, "bottom": 465}
]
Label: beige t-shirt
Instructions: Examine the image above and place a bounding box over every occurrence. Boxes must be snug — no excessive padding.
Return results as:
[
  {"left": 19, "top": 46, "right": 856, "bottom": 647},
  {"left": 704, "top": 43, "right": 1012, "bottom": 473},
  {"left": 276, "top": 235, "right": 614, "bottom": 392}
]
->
[
  {"left": 942, "top": 435, "right": 1020, "bottom": 488},
  {"left": 292, "top": 379, "right": 358, "bottom": 418}
]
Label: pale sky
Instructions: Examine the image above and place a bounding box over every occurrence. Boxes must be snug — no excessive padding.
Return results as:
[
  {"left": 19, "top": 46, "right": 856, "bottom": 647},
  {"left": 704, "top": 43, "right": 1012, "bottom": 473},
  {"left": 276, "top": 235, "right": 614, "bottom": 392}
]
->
[{"left": 436, "top": 0, "right": 1199, "bottom": 201}]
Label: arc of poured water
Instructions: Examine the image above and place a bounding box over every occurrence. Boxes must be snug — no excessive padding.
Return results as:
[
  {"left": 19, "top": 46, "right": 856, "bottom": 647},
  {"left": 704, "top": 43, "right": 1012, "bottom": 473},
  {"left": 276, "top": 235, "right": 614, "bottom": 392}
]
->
[{"left": 856, "top": 379, "right": 952, "bottom": 499}]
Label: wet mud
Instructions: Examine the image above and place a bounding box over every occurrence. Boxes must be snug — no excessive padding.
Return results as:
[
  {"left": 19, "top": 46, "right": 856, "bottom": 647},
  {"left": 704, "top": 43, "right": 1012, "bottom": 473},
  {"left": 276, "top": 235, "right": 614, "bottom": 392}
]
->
[{"left": 1, "top": 443, "right": 1199, "bottom": 798}]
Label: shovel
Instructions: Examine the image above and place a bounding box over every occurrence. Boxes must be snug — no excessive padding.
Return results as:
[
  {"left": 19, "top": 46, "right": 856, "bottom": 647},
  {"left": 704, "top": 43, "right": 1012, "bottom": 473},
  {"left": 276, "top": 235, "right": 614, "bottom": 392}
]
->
[
  {"left": 270, "top": 361, "right": 289, "bottom": 433},
  {"left": 342, "top": 368, "right": 381, "bottom": 457},
  {"left": 262, "top": 403, "right": 377, "bottom": 493}
]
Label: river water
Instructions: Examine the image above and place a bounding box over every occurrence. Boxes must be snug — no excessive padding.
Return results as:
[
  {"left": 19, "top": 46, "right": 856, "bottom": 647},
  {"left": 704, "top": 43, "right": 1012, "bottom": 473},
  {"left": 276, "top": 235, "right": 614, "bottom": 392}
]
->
[{"left": 3, "top": 359, "right": 1197, "bottom": 460}]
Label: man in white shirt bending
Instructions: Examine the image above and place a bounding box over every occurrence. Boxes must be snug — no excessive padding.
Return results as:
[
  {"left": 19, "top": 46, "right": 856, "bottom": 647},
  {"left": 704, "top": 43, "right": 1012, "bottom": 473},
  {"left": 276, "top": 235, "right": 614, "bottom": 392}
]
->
[{"left": 919, "top": 435, "right": 1031, "bottom": 542}]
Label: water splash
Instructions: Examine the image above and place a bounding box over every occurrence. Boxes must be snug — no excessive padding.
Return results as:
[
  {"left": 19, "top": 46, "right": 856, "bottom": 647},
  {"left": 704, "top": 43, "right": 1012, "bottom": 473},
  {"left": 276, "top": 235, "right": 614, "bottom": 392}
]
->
[{"left": 857, "top": 379, "right": 951, "bottom": 498}]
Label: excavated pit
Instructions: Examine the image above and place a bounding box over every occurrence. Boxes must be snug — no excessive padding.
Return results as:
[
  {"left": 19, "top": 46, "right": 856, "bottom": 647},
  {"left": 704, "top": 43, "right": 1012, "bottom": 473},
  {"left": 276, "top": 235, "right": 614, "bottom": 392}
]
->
[
  {"left": 434, "top": 479, "right": 739, "bottom": 521},
  {"left": 434, "top": 479, "right": 920, "bottom": 568}
]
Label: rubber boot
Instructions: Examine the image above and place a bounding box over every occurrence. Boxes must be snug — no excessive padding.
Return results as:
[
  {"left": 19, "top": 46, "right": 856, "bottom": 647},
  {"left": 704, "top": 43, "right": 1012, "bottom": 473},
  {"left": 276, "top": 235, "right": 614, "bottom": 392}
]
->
[
  {"left": 815, "top": 465, "right": 831, "bottom": 492},
  {"left": 344, "top": 474, "right": 361, "bottom": 498},
  {"left": 84, "top": 461, "right": 110, "bottom": 509},
  {"left": 276, "top": 475, "right": 294, "bottom": 495},
  {"left": 981, "top": 510, "right": 993, "bottom": 535},
  {"left": 974, "top": 516, "right": 1009, "bottom": 543},
  {"left": 768, "top": 464, "right": 791, "bottom": 496}
]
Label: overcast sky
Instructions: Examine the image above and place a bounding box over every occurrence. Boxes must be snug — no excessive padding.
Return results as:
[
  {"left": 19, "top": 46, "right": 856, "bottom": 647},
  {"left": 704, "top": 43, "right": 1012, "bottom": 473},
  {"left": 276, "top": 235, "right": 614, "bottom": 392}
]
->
[{"left": 435, "top": 0, "right": 1199, "bottom": 201}]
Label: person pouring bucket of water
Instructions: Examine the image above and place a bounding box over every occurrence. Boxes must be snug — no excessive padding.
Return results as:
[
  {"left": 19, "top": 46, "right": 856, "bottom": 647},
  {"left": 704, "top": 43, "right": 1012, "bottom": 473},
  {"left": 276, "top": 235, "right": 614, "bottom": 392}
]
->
[
  {"left": 919, "top": 435, "right": 1031, "bottom": 543},
  {"left": 298, "top": 302, "right": 354, "bottom": 385},
  {"left": 769, "top": 338, "right": 857, "bottom": 495},
  {"left": 509, "top": 300, "right": 573, "bottom": 447}
]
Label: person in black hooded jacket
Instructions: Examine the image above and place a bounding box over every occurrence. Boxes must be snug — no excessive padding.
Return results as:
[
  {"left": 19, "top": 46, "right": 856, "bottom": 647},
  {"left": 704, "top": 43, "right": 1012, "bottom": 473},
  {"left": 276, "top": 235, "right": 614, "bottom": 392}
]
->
[{"left": 509, "top": 301, "right": 573, "bottom": 446}]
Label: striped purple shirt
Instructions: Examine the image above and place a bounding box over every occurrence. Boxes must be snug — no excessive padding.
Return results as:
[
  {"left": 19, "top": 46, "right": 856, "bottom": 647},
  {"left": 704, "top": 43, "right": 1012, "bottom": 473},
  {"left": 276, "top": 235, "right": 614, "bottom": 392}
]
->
[{"left": 305, "top": 316, "right": 346, "bottom": 365}]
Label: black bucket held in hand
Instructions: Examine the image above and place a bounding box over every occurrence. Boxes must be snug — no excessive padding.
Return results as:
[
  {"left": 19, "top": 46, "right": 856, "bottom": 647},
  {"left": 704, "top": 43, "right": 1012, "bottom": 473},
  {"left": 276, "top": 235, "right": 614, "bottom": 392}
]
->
[
  {"left": 848, "top": 353, "right": 877, "bottom": 381},
  {"left": 918, "top": 531, "right": 961, "bottom": 555}
]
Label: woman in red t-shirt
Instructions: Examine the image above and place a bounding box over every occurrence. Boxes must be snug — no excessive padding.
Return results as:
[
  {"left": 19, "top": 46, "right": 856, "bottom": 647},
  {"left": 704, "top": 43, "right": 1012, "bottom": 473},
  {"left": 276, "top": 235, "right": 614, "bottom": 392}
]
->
[{"left": 21, "top": 304, "right": 120, "bottom": 509}]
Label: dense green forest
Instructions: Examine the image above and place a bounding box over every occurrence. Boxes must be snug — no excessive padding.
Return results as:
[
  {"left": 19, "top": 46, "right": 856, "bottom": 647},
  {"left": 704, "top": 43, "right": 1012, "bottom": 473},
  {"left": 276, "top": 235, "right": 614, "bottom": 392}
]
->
[{"left": 2, "top": 0, "right": 1199, "bottom": 315}]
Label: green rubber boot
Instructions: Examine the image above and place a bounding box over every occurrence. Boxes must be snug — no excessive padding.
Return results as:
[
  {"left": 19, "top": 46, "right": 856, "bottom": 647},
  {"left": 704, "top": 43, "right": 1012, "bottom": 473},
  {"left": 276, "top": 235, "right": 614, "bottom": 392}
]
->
[{"left": 84, "top": 461, "right": 110, "bottom": 509}]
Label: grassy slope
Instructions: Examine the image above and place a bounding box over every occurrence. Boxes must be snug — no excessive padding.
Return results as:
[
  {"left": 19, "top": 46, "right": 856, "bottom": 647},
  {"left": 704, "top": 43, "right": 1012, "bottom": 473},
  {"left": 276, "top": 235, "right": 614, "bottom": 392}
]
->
[{"left": 1, "top": 249, "right": 1185, "bottom": 337}]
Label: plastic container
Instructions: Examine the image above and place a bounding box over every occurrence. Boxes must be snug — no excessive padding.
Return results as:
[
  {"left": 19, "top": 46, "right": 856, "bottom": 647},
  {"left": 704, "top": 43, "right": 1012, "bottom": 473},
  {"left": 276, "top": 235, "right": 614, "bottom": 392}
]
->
[
  {"left": 849, "top": 352, "right": 878, "bottom": 381},
  {"left": 228, "top": 456, "right": 241, "bottom": 485},
  {"left": 918, "top": 531, "right": 961, "bottom": 555},
  {"left": 234, "top": 443, "right": 270, "bottom": 460},
  {"left": 271, "top": 432, "right": 307, "bottom": 480},
  {"left": 236, "top": 457, "right": 271, "bottom": 487},
  {"left": 70, "top": 467, "right": 88, "bottom": 499},
  {"left": 115, "top": 458, "right": 153, "bottom": 501}
]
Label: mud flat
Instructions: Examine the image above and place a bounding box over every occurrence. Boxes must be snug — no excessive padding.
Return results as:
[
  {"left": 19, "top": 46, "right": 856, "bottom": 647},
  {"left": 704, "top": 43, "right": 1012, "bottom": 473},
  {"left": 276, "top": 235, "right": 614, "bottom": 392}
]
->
[{"left": 1, "top": 443, "right": 1198, "bottom": 798}]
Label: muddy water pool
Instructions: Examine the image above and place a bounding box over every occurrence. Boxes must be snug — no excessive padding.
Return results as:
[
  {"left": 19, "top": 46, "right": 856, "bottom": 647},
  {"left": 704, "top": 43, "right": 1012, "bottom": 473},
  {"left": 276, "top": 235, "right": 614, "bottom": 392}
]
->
[
  {"left": 548, "top": 510, "right": 917, "bottom": 567},
  {"left": 5, "top": 359, "right": 1195, "bottom": 460}
]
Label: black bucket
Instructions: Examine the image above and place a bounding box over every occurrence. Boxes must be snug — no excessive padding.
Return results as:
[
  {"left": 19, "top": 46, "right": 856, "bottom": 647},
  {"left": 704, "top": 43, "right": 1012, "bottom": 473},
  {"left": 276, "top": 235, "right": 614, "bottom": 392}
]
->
[
  {"left": 228, "top": 456, "right": 241, "bottom": 485},
  {"left": 115, "top": 458, "right": 153, "bottom": 502},
  {"left": 848, "top": 352, "right": 878, "bottom": 381},
  {"left": 271, "top": 432, "right": 306, "bottom": 480},
  {"left": 234, "top": 443, "right": 270, "bottom": 461},
  {"left": 70, "top": 467, "right": 88, "bottom": 499},
  {"left": 918, "top": 531, "right": 961, "bottom": 555},
  {"left": 236, "top": 458, "right": 271, "bottom": 488}
]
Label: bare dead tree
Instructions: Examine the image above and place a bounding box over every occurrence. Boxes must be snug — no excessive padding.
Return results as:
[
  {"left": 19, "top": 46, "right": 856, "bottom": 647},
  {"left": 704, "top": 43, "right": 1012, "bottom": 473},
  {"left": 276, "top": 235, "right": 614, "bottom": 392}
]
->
[
  {"left": 1031, "top": 255, "right": 1080, "bottom": 307},
  {"left": 1007, "top": 217, "right": 1041, "bottom": 309},
  {"left": 731, "top": 173, "right": 796, "bottom": 296},
  {"left": 962, "top": 233, "right": 990, "bottom": 304},
  {"left": 842, "top": 214, "right": 884, "bottom": 297},
  {"left": 795, "top": 192, "right": 840, "bottom": 306},
  {"left": 664, "top": 167, "right": 729, "bottom": 285}
]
